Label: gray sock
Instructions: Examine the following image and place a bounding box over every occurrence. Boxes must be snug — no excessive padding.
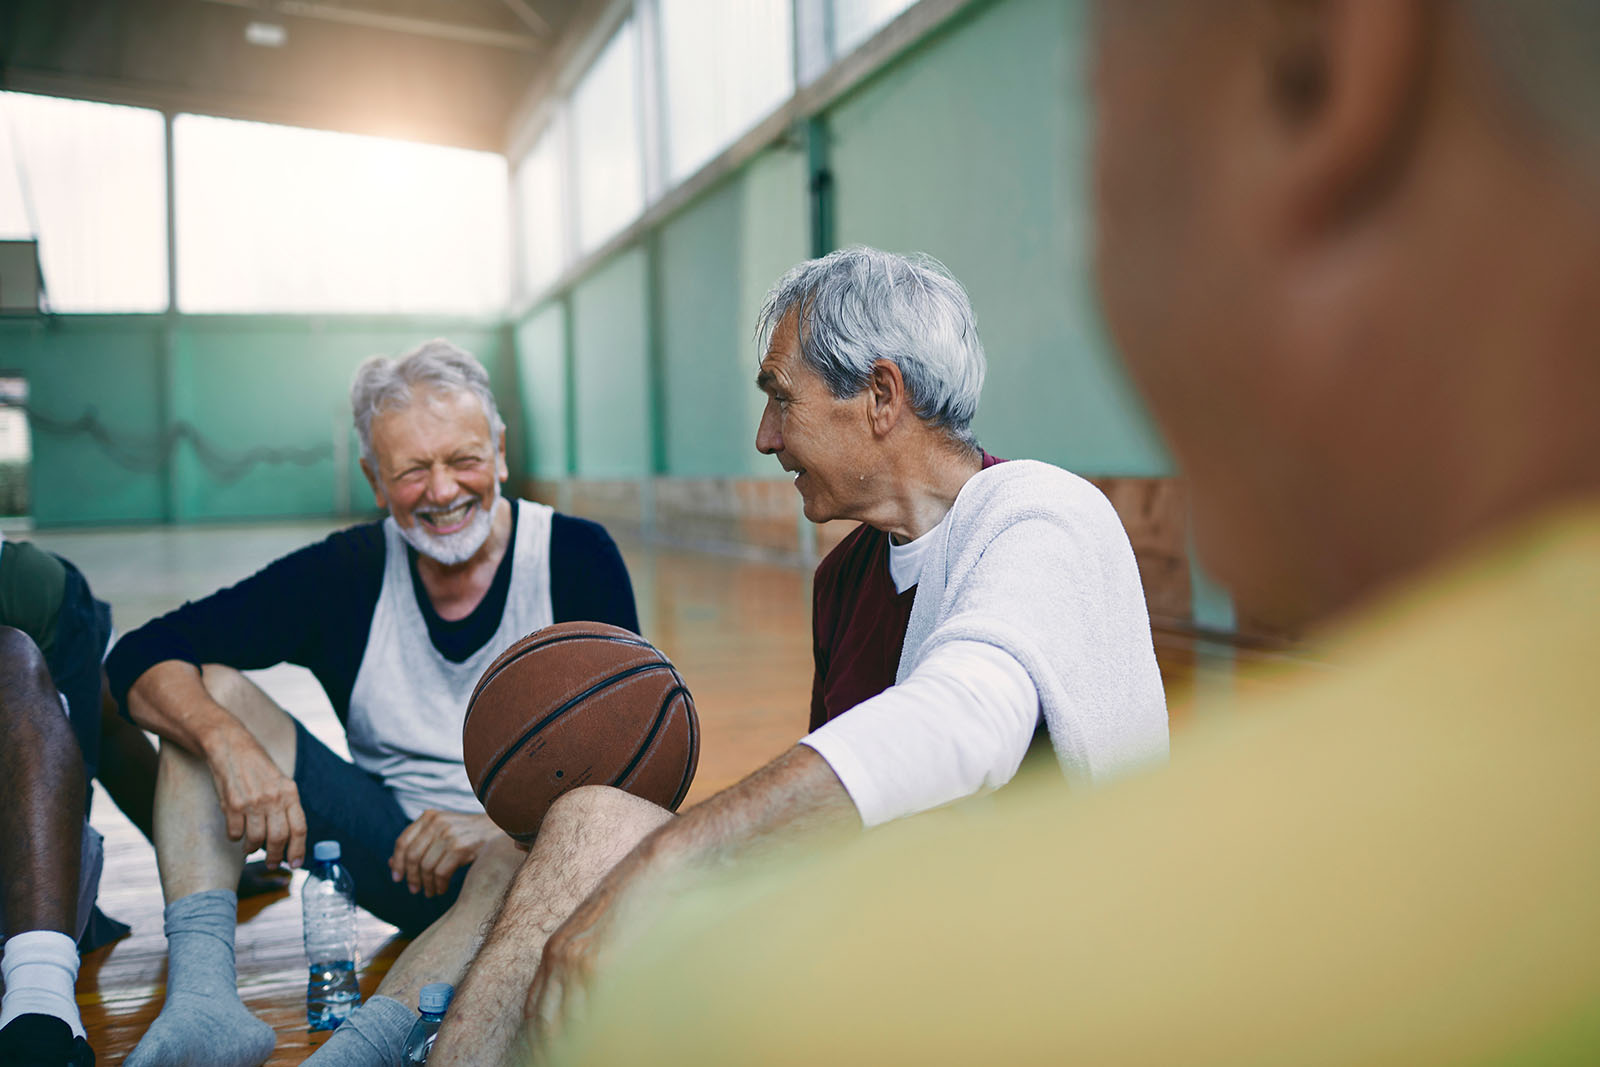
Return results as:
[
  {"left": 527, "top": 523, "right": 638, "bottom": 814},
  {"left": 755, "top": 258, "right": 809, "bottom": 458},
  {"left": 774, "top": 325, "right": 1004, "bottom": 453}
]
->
[
  {"left": 304, "top": 994, "right": 418, "bottom": 1067},
  {"left": 126, "top": 889, "right": 276, "bottom": 1067}
]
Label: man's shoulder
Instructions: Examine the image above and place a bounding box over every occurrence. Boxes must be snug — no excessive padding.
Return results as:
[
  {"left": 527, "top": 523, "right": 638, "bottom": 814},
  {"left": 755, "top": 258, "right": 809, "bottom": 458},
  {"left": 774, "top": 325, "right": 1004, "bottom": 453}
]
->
[
  {"left": 547, "top": 509, "right": 620, "bottom": 557},
  {"left": 956, "top": 460, "right": 1122, "bottom": 533}
]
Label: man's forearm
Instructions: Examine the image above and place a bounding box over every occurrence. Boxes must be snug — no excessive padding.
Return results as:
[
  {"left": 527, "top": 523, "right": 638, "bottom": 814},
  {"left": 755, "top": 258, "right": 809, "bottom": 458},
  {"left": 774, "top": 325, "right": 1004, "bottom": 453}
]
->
[
  {"left": 633, "top": 743, "right": 858, "bottom": 881},
  {"left": 126, "top": 659, "right": 244, "bottom": 759}
]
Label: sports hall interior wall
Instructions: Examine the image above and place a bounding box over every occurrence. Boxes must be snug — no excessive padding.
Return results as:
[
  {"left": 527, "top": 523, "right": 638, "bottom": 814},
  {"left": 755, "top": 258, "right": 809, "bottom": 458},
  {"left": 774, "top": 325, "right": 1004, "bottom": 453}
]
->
[
  {"left": 512, "top": 0, "right": 1203, "bottom": 624},
  {"left": 4, "top": 0, "right": 1227, "bottom": 629},
  {"left": 0, "top": 314, "right": 513, "bottom": 526}
]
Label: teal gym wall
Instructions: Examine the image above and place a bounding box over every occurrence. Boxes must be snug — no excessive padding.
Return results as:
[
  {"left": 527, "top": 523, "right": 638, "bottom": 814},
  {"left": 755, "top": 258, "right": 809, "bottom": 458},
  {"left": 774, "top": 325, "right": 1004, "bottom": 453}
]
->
[
  {"left": 517, "top": 0, "right": 1166, "bottom": 492},
  {"left": 4, "top": 0, "right": 1168, "bottom": 529},
  {"left": 0, "top": 315, "right": 511, "bottom": 526}
]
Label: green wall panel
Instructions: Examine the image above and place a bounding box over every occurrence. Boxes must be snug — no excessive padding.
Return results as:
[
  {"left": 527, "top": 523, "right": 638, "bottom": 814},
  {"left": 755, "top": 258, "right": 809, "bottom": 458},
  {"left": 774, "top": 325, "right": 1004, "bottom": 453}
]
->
[
  {"left": 170, "top": 318, "right": 508, "bottom": 521},
  {"left": 570, "top": 250, "right": 651, "bottom": 479},
  {"left": 656, "top": 149, "right": 809, "bottom": 479},
  {"left": 0, "top": 316, "right": 167, "bottom": 526},
  {"left": 827, "top": 0, "right": 1168, "bottom": 475},
  {"left": 515, "top": 301, "right": 569, "bottom": 478}
]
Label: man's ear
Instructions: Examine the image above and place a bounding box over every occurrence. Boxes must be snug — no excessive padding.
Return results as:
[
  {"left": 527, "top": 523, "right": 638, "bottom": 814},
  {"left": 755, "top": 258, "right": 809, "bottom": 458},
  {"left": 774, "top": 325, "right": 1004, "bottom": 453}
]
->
[
  {"left": 866, "top": 360, "right": 908, "bottom": 437},
  {"left": 359, "top": 458, "right": 387, "bottom": 509},
  {"left": 496, "top": 428, "right": 509, "bottom": 483},
  {"left": 1267, "top": 0, "right": 1432, "bottom": 239}
]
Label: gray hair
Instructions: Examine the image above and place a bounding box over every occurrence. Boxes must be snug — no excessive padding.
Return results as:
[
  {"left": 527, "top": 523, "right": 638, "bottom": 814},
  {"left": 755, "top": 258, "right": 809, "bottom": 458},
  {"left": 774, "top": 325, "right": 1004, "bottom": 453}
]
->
[
  {"left": 755, "top": 247, "right": 986, "bottom": 449},
  {"left": 350, "top": 339, "right": 505, "bottom": 465}
]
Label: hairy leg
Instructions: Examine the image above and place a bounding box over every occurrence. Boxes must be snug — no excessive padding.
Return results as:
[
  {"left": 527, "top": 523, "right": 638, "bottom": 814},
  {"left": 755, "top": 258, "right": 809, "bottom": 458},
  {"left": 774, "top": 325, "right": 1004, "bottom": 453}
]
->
[
  {"left": 429, "top": 787, "right": 673, "bottom": 1067},
  {"left": 302, "top": 836, "right": 526, "bottom": 1067},
  {"left": 0, "top": 626, "right": 85, "bottom": 936},
  {"left": 152, "top": 664, "right": 297, "bottom": 903}
]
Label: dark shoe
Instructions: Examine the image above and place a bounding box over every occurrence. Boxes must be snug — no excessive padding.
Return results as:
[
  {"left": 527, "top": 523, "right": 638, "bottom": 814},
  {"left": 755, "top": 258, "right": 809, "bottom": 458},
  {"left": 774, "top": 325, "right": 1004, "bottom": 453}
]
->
[
  {"left": 0, "top": 1014, "right": 95, "bottom": 1066},
  {"left": 237, "top": 858, "right": 293, "bottom": 899}
]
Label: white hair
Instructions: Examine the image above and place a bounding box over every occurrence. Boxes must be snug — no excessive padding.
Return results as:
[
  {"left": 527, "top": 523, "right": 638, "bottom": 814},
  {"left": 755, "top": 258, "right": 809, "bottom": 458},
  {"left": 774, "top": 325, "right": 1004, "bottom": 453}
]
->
[
  {"left": 755, "top": 247, "right": 987, "bottom": 449},
  {"left": 350, "top": 339, "right": 505, "bottom": 465}
]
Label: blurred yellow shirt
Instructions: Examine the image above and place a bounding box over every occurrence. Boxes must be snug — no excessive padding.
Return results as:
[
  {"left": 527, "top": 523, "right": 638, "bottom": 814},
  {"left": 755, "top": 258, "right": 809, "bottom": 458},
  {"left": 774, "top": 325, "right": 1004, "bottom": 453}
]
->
[{"left": 550, "top": 504, "right": 1600, "bottom": 1067}]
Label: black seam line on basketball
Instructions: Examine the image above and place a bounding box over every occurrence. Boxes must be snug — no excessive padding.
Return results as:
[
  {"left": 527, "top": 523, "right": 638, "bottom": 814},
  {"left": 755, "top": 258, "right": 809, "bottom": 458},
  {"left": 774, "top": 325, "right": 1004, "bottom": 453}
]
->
[
  {"left": 478, "top": 662, "right": 678, "bottom": 798},
  {"left": 467, "top": 633, "right": 661, "bottom": 723},
  {"left": 671, "top": 703, "right": 700, "bottom": 811},
  {"left": 470, "top": 633, "right": 659, "bottom": 706},
  {"left": 609, "top": 684, "right": 686, "bottom": 793}
]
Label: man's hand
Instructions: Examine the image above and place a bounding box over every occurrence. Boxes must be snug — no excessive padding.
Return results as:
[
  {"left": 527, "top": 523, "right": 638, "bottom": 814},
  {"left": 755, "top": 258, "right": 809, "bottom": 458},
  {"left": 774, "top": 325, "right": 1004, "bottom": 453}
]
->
[
  {"left": 203, "top": 722, "right": 306, "bottom": 868},
  {"left": 389, "top": 810, "right": 502, "bottom": 897},
  {"left": 524, "top": 874, "right": 625, "bottom": 1044}
]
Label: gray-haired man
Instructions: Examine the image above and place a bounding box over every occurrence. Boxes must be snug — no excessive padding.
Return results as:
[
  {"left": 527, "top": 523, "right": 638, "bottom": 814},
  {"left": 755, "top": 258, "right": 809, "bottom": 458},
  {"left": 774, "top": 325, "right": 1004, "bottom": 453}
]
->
[
  {"left": 108, "top": 340, "right": 639, "bottom": 1067},
  {"left": 429, "top": 248, "right": 1168, "bottom": 1066}
]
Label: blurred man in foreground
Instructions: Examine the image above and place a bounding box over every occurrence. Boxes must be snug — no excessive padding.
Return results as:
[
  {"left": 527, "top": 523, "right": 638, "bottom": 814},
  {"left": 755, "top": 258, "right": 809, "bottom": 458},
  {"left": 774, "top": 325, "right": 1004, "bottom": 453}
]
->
[{"left": 542, "top": 1, "right": 1600, "bottom": 1063}]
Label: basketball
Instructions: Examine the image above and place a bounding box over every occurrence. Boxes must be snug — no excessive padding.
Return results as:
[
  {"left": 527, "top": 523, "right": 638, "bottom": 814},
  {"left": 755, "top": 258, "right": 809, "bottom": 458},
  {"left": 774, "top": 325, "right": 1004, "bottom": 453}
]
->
[{"left": 462, "top": 621, "right": 699, "bottom": 843}]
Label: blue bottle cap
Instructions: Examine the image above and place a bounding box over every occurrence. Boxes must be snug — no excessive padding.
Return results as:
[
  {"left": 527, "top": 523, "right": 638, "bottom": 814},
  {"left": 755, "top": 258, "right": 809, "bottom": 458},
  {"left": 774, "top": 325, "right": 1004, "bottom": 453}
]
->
[
  {"left": 312, "top": 840, "right": 341, "bottom": 862},
  {"left": 419, "top": 982, "right": 454, "bottom": 1014}
]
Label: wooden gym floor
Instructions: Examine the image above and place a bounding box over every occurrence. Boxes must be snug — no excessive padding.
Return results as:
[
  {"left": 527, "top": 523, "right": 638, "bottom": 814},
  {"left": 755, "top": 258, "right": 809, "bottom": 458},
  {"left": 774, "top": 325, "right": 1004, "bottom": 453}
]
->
[{"left": 21, "top": 519, "right": 1214, "bottom": 1065}]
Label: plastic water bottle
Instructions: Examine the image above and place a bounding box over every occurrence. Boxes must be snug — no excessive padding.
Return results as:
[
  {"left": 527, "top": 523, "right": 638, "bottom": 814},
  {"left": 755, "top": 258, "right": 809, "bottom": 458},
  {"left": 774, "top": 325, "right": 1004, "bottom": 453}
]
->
[
  {"left": 401, "top": 982, "right": 454, "bottom": 1064},
  {"left": 302, "top": 840, "right": 360, "bottom": 1031}
]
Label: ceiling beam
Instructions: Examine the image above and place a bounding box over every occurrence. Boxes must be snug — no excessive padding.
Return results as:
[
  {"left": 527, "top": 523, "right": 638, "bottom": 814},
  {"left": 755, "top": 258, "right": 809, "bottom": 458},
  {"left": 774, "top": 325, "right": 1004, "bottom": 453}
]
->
[
  {"left": 500, "top": 0, "right": 552, "bottom": 37},
  {"left": 196, "top": 0, "right": 543, "bottom": 53}
]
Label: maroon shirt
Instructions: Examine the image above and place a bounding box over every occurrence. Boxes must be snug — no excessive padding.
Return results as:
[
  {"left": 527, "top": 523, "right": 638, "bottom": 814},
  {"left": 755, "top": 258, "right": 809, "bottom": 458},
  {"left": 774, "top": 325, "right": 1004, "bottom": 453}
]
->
[{"left": 809, "top": 452, "right": 1004, "bottom": 731}]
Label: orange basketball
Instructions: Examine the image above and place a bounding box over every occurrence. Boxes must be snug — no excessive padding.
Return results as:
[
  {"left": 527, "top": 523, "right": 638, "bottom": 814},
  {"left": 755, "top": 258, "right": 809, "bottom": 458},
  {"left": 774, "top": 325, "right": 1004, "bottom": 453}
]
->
[{"left": 463, "top": 621, "right": 699, "bottom": 843}]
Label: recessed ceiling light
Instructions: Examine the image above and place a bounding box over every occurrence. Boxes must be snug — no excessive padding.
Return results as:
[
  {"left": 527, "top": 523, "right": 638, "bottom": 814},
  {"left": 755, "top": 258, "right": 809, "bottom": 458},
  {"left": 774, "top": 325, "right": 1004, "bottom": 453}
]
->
[{"left": 245, "top": 21, "right": 288, "bottom": 47}]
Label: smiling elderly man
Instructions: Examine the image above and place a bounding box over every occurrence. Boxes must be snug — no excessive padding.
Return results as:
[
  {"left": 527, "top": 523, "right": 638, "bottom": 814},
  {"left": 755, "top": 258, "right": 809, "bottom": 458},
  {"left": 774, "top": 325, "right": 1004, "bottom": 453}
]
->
[
  {"left": 426, "top": 247, "right": 1167, "bottom": 1066},
  {"left": 106, "top": 340, "right": 638, "bottom": 1067}
]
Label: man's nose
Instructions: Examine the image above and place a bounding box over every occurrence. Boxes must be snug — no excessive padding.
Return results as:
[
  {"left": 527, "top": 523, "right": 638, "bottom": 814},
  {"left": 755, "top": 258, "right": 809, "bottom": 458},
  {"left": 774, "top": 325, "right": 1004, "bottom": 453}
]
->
[
  {"left": 755, "top": 406, "right": 781, "bottom": 455},
  {"left": 425, "top": 464, "right": 457, "bottom": 503}
]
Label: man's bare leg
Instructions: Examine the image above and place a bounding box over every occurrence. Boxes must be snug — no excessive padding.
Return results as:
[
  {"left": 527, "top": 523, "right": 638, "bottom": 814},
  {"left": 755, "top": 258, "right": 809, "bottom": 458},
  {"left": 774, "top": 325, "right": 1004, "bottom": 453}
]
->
[
  {"left": 302, "top": 836, "right": 525, "bottom": 1067},
  {"left": 127, "top": 665, "right": 296, "bottom": 1067},
  {"left": 430, "top": 786, "right": 673, "bottom": 1067},
  {"left": 0, "top": 626, "right": 92, "bottom": 1050}
]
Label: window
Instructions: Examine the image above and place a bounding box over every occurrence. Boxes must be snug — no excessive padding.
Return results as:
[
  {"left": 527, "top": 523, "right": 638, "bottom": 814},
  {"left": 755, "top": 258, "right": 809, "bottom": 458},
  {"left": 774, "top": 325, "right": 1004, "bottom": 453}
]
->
[
  {"left": 660, "top": 0, "right": 794, "bottom": 183},
  {"left": 0, "top": 92, "right": 167, "bottom": 313},
  {"left": 571, "top": 20, "right": 644, "bottom": 253},
  {"left": 516, "top": 118, "right": 569, "bottom": 299},
  {"left": 833, "top": 0, "right": 918, "bottom": 57},
  {"left": 174, "top": 115, "right": 509, "bottom": 314}
]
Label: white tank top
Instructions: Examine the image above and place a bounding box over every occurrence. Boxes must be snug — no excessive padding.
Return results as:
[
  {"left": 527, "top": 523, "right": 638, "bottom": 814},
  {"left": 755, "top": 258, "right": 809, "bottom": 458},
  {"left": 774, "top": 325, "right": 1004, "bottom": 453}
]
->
[{"left": 346, "top": 499, "right": 554, "bottom": 818}]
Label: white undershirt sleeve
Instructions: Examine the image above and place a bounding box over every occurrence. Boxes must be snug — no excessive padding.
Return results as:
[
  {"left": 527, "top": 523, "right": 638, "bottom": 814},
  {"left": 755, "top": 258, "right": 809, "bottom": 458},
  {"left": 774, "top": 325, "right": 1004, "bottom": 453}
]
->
[{"left": 800, "top": 639, "right": 1039, "bottom": 828}]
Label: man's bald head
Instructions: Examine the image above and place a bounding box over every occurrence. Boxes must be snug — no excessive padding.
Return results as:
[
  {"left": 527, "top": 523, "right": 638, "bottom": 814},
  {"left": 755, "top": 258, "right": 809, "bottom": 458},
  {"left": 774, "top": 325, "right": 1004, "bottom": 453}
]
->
[{"left": 1090, "top": 0, "right": 1600, "bottom": 630}]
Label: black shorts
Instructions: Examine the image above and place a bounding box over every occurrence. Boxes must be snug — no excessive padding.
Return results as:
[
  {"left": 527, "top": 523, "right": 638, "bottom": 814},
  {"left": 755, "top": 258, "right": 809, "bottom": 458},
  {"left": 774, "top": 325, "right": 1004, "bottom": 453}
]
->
[{"left": 292, "top": 721, "right": 468, "bottom": 936}]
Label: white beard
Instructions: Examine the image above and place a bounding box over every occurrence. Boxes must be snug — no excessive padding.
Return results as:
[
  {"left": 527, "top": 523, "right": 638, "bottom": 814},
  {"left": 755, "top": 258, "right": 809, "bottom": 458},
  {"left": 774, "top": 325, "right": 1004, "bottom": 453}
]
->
[{"left": 395, "top": 486, "right": 500, "bottom": 565}]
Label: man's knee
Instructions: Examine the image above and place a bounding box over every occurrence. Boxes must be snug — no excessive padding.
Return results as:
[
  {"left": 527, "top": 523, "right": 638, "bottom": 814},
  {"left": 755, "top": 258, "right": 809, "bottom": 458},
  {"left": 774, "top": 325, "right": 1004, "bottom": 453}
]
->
[
  {"left": 198, "top": 664, "right": 294, "bottom": 754},
  {"left": 540, "top": 786, "right": 673, "bottom": 849},
  {"left": 0, "top": 625, "right": 56, "bottom": 700},
  {"left": 0, "top": 626, "right": 70, "bottom": 741},
  {"left": 199, "top": 663, "right": 254, "bottom": 713}
]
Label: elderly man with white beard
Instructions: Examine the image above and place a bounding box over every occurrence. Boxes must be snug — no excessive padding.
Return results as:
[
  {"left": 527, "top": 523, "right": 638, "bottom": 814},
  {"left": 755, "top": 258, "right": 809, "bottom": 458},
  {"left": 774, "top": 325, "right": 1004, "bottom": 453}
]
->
[{"left": 106, "top": 340, "right": 639, "bottom": 1067}]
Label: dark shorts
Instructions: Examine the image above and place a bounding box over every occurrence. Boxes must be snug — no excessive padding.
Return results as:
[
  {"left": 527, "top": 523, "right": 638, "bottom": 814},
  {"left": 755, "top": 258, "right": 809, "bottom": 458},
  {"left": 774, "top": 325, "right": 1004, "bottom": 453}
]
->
[{"left": 292, "top": 721, "right": 468, "bottom": 936}]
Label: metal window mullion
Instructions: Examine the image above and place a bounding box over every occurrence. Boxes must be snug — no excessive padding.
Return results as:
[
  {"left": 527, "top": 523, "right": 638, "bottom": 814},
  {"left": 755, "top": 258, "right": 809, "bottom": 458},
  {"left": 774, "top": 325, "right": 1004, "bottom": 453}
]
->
[{"left": 634, "top": 0, "right": 666, "bottom": 206}]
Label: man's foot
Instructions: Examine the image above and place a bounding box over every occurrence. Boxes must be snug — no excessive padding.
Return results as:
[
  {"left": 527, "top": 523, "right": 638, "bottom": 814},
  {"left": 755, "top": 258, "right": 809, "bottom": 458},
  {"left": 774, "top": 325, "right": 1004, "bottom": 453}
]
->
[
  {"left": 123, "top": 990, "right": 274, "bottom": 1067},
  {"left": 303, "top": 995, "right": 418, "bottom": 1067},
  {"left": 124, "top": 889, "right": 275, "bottom": 1067},
  {"left": 0, "top": 1013, "right": 95, "bottom": 1067}
]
